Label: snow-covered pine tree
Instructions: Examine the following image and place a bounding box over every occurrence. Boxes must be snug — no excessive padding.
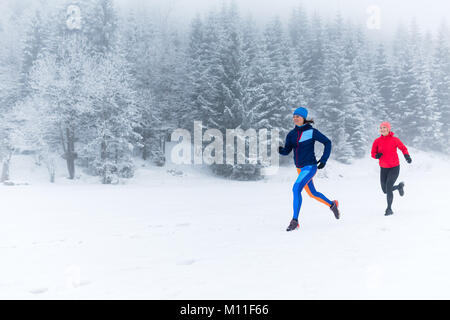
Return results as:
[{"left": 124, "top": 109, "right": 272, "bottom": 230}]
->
[
  {"left": 344, "top": 25, "right": 378, "bottom": 158},
  {"left": 284, "top": 47, "right": 310, "bottom": 124},
  {"left": 117, "top": 8, "right": 166, "bottom": 164},
  {"left": 239, "top": 15, "right": 267, "bottom": 130},
  {"left": 0, "top": 7, "right": 23, "bottom": 114},
  {"left": 287, "top": 5, "right": 313, "bottom": 106},
  {"left": 316, "top": 15, "right": 355, "bottom": 163},
  {"left": 213, "top": 2, "right": 261, "bottom": 180},
  {"left": 186, "top": 14, "right": 205, "bottom": 125},
  {"left": 153, "top": 28, "right": 189, "bottom": 138},
  {"left": 260, "top": 17, "right": 292, "bottom": 134},
  {"left": 241, "top": 15, "right": 259, "bottom": 69},
  {"left": 192, "top": 2, "right": 267, "bottom": 180},
  {"left": 186, "top": 10, "right": 232, "bottom": 176},
  {"left": 20, "top": 8, "right": 47, "bottom": 98},
  {"left": 374, "top": 43, "right": 394, "bottom": 122},
  {"left": 412, "top": 30, "right": 439, "bottom": 150},
  {"left": 69, "top": 0, "right": 118, "bottom": 55},
  {"left": 431, "top": 22, "right": 450, "bottom": 153},
  {"left": 189, "top": 11, "right": 223, "bottom": 131},
  {"left": 306, "top": 13, "right": 326, "bottom": 114},
  {"left": 390, "top": 23, "right": 410, "bottom": 134},
  {"left": 219, "top": 10, "right": 244, "bottom": 131},
  {"left": 285, "top": 6, "right": 311, "bottom": 117},
  {"left": 392, "top": 21, "right": 437, "bottom": 146},
  {"left": 241, "top": 44, "right": 270, "bottom": 131}
]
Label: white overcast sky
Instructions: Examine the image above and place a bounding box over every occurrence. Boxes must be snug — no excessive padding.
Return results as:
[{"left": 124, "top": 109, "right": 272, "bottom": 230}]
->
[{"left": 116, "top": 0, "right": 450, "bottom": 34}]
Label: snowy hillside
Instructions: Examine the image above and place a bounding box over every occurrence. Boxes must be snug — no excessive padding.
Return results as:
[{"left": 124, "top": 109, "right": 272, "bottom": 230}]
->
[{"left": 1, "top": 149, "right": 449, "bottom": 299}]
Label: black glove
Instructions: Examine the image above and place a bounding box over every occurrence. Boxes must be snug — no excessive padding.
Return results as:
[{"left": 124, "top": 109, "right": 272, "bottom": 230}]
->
[
  {"left": 317, "top": 161, "right": 326, "bottom": 169},
  {"left": 278, "top": 146, "right": 283, "bottom": 154},
  {"left": 375, "top": 153, "right": 383, "bottom": 159},
  {"left": 404, "top": 154, "right": 412, "bottom": 163}
]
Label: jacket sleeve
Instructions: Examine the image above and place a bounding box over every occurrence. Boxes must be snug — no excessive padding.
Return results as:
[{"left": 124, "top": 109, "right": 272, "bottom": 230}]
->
[
  {"left": 371, "top": 139, "right": 379, "bottom": 159},
  {"left": 279, "top": 131, "right": 294, "bottom": 155},
  {"left": 396, "top": 137, "right": 409, "bottom": 155},
  {"left": 313, "top": 129, "right": 332, "bottom": 163}
]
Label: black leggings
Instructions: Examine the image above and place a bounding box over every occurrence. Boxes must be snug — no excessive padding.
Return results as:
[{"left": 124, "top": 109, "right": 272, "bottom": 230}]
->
[{"left": 380, "top": 166, "right": 400, "bottom": 209}]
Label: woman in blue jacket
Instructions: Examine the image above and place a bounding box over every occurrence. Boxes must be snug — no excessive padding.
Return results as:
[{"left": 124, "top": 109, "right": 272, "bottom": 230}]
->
[{"left": 278, "top": 107, "right": 340, "bottom": 231}]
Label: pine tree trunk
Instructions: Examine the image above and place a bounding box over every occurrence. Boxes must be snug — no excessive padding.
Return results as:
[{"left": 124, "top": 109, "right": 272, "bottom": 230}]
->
[
  {"left": 1, "top": 159, "right": 10, "bottom": 182},
  {"left": 1, "top": 150, "right": 12, "bottom": 182},
  {"left": 49, "top": 169, "right": 55, "bottom": 183},
  {"left": 46, "top": 160, "right": 55, "bottom": 183},
  {"left": 61, "top": 127, "right": 77, "bottom": 180},
  {"left": 142, "top": 143, "right": 148, "bottom": 160},
  {"left": 101, "top": 139, "right": 107, "bottom": 184}
]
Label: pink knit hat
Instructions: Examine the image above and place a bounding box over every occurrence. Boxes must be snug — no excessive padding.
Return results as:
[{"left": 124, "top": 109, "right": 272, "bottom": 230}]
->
[{"left": 380, "top": 121, "right": 391, "bottom": 131}]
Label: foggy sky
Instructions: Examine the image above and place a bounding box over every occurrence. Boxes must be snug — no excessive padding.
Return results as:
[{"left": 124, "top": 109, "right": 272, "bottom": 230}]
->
[
  {"left": 2, "top": 0, "right": 449, "bottom": 36},
  {"left": 115, "top": 0, "right": 450, "bottom": 34}
]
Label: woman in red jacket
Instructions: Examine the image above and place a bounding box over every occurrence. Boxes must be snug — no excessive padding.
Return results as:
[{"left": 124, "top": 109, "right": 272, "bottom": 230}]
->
[{"left": 371, "top": 122, "right": 412, "bottom": 216}]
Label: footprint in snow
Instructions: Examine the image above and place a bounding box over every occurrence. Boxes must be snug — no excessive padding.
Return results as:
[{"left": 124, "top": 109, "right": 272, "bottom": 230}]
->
[
  {"left": 177, "top": 259, "right": 196, "bottom": 266},
  {"left": 29, "top": 287, "right": 48, "bottom": 295},
  {"left": 176, "top": 223, "right": 190, "bottom": 227},
  {"left": 148, "top": 225, "right": 165, "bottom": 228},
  {"left": 66, "top": 280, "right": 92, "bottom": 289},
  {"left": 77, "top": 280, "right": 91, "bottom": 287}
]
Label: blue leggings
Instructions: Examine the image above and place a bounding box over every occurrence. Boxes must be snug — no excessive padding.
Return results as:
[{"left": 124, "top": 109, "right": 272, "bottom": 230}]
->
[{"left": 292, "top": 165, "right": 333, "bottom": 220}]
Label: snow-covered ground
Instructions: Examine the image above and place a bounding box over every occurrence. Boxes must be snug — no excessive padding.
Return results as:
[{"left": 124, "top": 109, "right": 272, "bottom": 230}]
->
[{"left": 1, "top": 148, "right": 449, "bottom": 299}]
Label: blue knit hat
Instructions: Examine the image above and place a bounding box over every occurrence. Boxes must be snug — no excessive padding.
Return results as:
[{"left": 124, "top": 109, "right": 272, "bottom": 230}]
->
[{"left": 293, "top": 107, "right": 308, "bottom": 119}]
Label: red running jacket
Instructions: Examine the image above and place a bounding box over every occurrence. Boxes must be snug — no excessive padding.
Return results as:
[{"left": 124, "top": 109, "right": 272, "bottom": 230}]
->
[{"left": 371, "top": 132, "right": 409, "bottom": 168}]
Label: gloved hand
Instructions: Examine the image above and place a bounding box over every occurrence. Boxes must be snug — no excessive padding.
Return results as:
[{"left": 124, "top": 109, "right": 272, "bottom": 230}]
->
[
  {"left": 278, "top": 146, "right": 283, "bottom": 154},
  {"left": 404, "top": 154, "right": 412, "bottom": 163},
  {"left": 317, "top": 161, "right": 326, "bottom": 169},
  {"left": 375, "top": 153, "right": 383, "bottom": 159}
]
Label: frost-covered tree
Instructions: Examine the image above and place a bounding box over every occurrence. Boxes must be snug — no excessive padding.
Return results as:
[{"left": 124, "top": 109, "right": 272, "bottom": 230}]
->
[
  {"left": 0, "top": 6, "right": 26, "bottom": 181},
  {"left": 16, "top": 96, "right": 60, "bottom": 182},
  {"left": 21, "top": 9, "right": 47, "bottom": 97},
  {"left": 29, "top": 35, "right": 95, "bottom": 179},
  {"left": 78, "top": 51, "right": 141, "bottom": 184}
]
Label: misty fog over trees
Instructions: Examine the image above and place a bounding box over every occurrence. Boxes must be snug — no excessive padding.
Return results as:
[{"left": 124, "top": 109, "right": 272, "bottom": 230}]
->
[{"left": 0, "top": 0, "right": 449, "bottom": 182}]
